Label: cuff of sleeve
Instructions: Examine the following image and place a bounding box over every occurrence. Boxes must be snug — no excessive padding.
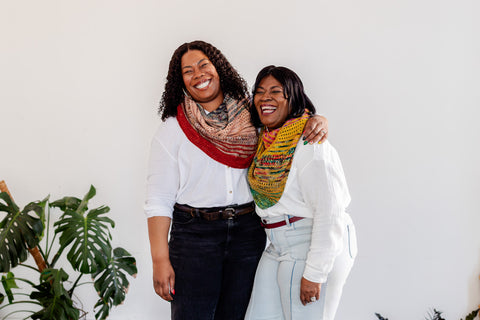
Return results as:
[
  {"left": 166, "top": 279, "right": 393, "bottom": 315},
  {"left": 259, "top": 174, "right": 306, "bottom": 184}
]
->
[
  {"left": 303, "top": 264, "right": 328, "bottom": 284},
  {"left": 144, "top": 204, "right": 173, "bottom": 218}
]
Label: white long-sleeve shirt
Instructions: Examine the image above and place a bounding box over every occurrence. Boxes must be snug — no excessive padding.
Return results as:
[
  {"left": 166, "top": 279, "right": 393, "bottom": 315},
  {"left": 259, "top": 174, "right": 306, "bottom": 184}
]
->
[
  {"left": 255, "top": 140, "right": 352, "bottom": 283},
  {"left": 144, "top": 118, "right": 253, "bottom": 218}
]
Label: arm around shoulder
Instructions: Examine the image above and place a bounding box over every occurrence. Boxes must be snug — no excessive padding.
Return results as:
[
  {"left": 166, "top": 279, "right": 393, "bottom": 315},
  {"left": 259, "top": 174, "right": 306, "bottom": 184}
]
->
[{"left": 303, "top": 115, "right": 328, "bottom": 144}]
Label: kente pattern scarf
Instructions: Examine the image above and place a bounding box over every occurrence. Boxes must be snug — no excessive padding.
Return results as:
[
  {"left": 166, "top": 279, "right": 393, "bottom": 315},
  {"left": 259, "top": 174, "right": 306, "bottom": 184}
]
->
[
  {"left": 177, "top": 95, "right": 258, "bottom": 169},
  {"left": 248, "top": 112, "right": 309, "bottom": 209}
]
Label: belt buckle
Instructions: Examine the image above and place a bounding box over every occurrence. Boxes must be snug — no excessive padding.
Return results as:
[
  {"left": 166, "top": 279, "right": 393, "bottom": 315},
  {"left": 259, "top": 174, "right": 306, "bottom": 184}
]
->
[{"left": 223, "top": 207, "right": 236, "bottom": 219}]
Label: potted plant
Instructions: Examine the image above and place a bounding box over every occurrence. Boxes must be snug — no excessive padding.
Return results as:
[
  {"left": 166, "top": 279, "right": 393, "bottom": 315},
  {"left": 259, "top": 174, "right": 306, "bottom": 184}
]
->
[
  {"left": 0, "top": 181, "right": 137, "bottom": 320},
  {"left": 375, "top": 308, "right": 479, "bottom": 320}
]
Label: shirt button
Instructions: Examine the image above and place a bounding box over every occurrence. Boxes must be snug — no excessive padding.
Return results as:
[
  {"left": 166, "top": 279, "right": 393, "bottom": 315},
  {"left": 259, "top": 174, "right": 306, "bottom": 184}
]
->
[{"left": 228, "top": 191, "right": 232, "bottom": 194}]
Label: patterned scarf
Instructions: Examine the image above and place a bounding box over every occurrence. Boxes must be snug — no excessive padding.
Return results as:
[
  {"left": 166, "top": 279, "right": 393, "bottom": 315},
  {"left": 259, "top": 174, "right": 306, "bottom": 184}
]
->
[
  {"left": 248, "top": 112, "right": 309, "bottom": 209},
  {"left": 177, "top": 95, "right": 258, "bottom": 169}
]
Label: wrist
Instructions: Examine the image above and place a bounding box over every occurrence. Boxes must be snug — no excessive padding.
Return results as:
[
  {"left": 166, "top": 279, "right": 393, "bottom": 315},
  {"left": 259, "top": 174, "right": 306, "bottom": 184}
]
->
[{"left": 152, "top": 255, "right": 170, "bottom": 264}]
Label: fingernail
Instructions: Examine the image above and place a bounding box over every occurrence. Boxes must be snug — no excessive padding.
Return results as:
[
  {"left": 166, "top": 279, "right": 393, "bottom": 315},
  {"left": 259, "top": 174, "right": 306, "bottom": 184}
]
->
[
  {"left": 172, "top": 289, "right": 175, "bottom": 295},
  {"left": 302, "top": 136, "right": 306, "bottom": 141},
  {"left": 317, "top": 141, "right": 323, "bottom": 144},
  {"left": 304, "top": 141, "right": 308, "bottom": 145}
]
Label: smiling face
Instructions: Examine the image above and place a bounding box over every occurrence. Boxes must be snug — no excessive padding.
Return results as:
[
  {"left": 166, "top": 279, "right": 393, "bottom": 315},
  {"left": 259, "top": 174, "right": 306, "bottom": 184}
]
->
[
  {"left": 254, "top": 75, "right": 290, "bottom": 130},
  {"left": 181, "top": 49, "right": 224, "bottom": 112}
]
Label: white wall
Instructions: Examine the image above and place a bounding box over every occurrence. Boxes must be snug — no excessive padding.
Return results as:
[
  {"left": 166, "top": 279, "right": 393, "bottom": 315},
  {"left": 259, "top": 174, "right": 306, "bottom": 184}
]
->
[{"left": 1, "top": 0, "right": 479, "bottom": 319}]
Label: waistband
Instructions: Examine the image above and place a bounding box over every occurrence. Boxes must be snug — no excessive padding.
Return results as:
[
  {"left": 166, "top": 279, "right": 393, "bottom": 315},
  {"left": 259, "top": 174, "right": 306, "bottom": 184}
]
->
[
  {"left": 261, "top": 216, "right": 304, "bottom": 229},
  {"left": 174, "top": 202, "right": 255, "bottom": 221}
]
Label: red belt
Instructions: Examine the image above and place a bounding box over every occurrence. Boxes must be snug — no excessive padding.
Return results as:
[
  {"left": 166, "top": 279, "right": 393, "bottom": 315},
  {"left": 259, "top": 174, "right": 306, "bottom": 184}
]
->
[{"left": 260, "top": 216, "right": 304, "bottom": 229}]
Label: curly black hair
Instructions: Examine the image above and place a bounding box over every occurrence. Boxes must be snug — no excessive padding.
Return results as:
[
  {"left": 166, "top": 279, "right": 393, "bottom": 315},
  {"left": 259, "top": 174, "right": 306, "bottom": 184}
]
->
[
  {"left": 250, "top": 65, "right": 316, "bottom": 128},
  {"left": 158, "top": 40, "right": 249, "bottom": 121}
]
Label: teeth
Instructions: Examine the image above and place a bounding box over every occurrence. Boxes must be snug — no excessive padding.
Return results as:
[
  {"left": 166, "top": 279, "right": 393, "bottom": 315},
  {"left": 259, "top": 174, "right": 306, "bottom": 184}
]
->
[
  {"left": 195, "top": 80, "right": 210, "bottom": 89},
  {"left": 261, "top": 106, "right": 276, "bottom": 114}
]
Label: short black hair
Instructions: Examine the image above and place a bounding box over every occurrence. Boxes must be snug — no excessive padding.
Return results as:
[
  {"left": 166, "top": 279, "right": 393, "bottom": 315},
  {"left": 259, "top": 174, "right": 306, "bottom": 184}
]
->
[{"left": 250, "top": 65, "right": 316, "bottom": 127}]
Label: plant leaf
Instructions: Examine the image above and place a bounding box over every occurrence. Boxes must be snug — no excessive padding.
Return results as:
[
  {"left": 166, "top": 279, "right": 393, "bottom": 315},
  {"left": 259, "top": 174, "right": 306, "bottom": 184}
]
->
[
  {"left": 49, "top": 196, "right": 82, "bottom": 212},
  {"left": 3, "top": 272, "right": 19, "bottom": 289},
  {"left": 30, "top": 268, "right": 79, "bottom": 320},
  {"left": 39, "top": 268, "right": 69, "bottom": 295},
  {"left": 423, "top": 308, "right": 445, "bottom": 320},
  {"left": 76, "top": 185, "right": 96, "bottom": 214},
  {"left": 54, "top": 188, "right": 114, "bottom": 274},
  {"left": 0, "top": 193, "right": 46, "bottom": 272},
  {"left": 462, "top": 308, "right": 480, "bottom": 320},
  {"left": 0, "top": 192, "right": 19, "bottom": 214},
  {"left": 92, "top": 247, "right": 137, "bottom": 319},
  {"left": 1, "top": 272, "right": 17, "bottom": 303},
  {"left": 375, "top": 313, "right": 388, "bottom": 320}
]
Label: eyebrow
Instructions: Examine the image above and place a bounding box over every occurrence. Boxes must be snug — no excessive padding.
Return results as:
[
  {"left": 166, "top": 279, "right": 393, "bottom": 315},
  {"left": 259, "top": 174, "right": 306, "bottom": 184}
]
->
[
  {"left": 256, "top": 85, "right": 283, "bottom": 90},
  {"left": 182, "top": 58, "right": 209, "bottom": 70}
]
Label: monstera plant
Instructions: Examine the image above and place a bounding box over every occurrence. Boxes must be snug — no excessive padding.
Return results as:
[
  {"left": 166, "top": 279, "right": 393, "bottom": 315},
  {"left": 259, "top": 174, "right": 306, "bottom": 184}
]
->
[{"left": 0, "top": 181, "right": 137, "bottom": 320}]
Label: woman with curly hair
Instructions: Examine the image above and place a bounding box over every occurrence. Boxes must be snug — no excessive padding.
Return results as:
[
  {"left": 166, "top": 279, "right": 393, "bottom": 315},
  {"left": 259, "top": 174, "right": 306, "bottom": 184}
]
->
[{"left": 145, "top": 41, "right": 329, "bottom": 320}]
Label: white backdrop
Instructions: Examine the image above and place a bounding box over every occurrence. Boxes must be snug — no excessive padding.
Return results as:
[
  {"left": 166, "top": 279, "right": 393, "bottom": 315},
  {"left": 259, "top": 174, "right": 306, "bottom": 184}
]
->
[{"left": 1, "top": 0, "right": 479, "bottom": 319}]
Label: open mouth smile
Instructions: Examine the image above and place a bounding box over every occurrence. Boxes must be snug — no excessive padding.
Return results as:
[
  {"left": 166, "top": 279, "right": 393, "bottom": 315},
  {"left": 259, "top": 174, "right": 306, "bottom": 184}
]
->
[
  {"left": 260, "top": 105, "right": 277, "bottom": 115},
  {"left": 194, "top": 79, "right": 211, "bottom": 90}
]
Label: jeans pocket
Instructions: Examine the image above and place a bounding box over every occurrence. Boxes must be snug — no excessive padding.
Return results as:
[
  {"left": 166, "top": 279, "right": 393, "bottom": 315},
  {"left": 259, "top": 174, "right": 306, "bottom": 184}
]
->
[
  {"left": 347, "top": 223, "right": 358, "bottom": 259},
  {"left": 284, "top": 225, "right": 312, "bottom": 260}
]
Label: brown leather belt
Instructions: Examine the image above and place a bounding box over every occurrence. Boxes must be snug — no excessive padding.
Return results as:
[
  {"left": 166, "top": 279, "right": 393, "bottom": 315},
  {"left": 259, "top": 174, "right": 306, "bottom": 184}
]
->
[
  {"left": 174, "top": 202, "right": 255, "bottom": 221},
  {"left": 260, "top": 216, "right": 304, "bottom": 229}
]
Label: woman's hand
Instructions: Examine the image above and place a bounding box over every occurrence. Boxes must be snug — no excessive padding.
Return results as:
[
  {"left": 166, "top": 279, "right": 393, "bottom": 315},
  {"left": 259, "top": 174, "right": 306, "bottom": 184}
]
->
[
  {"left": 300, "top": 277, "right": 321, "bottom": 306},
  {"left": 148, "top": 216, "right": 175, "bottom": 301},
  {"left": 153, "top": 258, "right": 175, "bottom": 301},
  {"left": 303, "top": 115, "right": 328, "bottom": 144}
]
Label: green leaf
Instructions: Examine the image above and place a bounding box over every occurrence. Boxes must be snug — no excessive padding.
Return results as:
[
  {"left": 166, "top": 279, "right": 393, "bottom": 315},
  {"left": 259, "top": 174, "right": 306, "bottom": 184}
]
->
[
  {"left": 0, "top": 193, "right": 46, "bottom": 273},
  {"left": 1, "top": 273, "right": 15, "bottom": 303},
  {"left": 3, "top": 271, "right": 19, "bottom": 289},
  {"left": 54, "top": 190, "right": 114, "bottom": 274},
  {"left": 425, "top": 308, "right": 445, "bottom": 320},
  {"left": 92, "top": 247, "right": 137, "bottom": 319},
  {"left": 76, "top": 185, "right": 96, "bottom": 214},
  {"left": 462, "top": 308, "right": 480, "bottom": 320},
  {"left": 49, "top": 197, "right": 82, "bottom": 212},
  {"left": 0, "top": 192, "right": 19, "bottom": 214},
  {"left": 39, "top": 268, "right": 69, "bottom": 296},
  {"left": 30, "top": 268, "right": 79, "bottom": 320}
]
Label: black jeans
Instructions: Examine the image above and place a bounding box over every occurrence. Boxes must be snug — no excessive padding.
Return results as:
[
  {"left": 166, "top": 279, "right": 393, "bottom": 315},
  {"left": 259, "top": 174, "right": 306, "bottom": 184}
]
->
[{"left": 169, "top": 205, "right": 266, "bottom": 320}]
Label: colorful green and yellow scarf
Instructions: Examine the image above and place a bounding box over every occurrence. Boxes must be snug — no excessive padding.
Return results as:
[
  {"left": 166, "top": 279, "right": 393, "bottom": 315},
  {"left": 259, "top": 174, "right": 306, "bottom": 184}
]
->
[{"left": 248, "top": 112, "right": 309, "bottom": 209}]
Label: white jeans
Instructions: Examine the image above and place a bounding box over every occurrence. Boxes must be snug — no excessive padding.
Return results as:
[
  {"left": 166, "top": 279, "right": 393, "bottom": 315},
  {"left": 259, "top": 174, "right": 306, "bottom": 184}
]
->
[{"left": 245, "top": 216, "right": 357, "bottom": 320}]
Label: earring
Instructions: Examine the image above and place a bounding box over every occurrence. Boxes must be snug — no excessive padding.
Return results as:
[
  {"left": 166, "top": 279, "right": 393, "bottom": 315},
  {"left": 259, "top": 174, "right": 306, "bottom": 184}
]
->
[{"left": 182, "top": 88, "right": 192, "bottom": 99}]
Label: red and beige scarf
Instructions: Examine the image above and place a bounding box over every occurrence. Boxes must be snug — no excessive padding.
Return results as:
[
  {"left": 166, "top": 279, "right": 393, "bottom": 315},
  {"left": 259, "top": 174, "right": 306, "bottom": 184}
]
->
[{"left": 177, "top": 95, "right": 258, "bottom": 169}]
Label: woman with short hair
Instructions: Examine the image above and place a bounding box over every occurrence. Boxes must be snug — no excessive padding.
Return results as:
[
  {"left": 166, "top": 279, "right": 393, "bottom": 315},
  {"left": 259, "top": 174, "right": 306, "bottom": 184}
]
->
[{"left": 245, "top": 65, "right": 356, "bottom": 320}]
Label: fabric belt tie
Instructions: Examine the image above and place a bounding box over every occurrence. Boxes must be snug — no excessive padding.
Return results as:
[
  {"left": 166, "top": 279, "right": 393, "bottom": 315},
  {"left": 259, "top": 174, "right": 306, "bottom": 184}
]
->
[
  {"left": 260, "top": 216, "right": 304, "bottom": 229},
  {"left": 174, "top": 202, "right": 255, "bottom": 221}
]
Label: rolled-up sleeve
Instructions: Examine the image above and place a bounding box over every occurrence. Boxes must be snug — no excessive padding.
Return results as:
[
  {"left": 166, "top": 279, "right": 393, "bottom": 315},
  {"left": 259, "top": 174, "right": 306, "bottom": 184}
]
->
[
  {"left": 144, "top": 125, "right": 179, "bottom": 219},
  {"left": 298, "top": 143, "right": 350, "bottom": 283}
]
